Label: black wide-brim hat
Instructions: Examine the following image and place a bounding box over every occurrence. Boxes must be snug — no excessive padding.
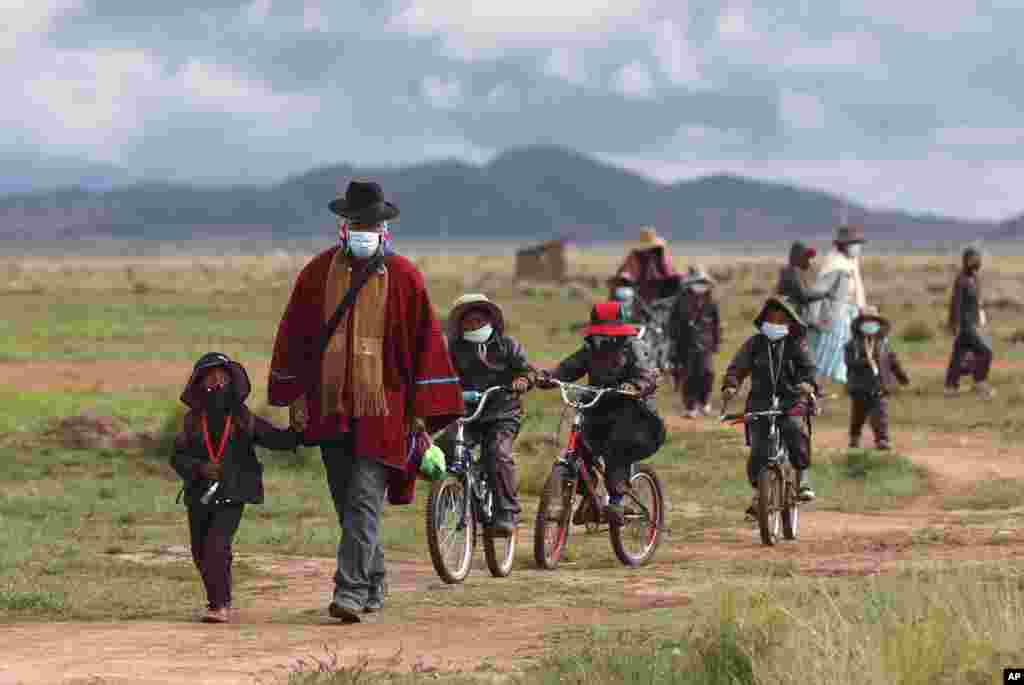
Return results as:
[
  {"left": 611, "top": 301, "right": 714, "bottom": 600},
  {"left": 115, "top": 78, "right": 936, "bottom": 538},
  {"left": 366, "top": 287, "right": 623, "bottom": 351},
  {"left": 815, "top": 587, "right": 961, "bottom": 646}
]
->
[
  {"left": 328, "top": 179, "right": 400, "bottom": 223},
  {"left": 180, "top": 352, "right": 252, "bottom": 409}
]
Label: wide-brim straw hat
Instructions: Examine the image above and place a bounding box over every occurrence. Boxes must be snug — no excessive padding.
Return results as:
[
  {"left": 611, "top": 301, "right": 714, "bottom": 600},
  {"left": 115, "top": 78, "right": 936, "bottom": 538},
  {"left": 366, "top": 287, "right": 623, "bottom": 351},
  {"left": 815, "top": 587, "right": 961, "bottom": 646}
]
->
[
  {"left": 851, "top": 305, "right": 891, "bottom": 336},
  {"left": 634, "top": 226, "right": 667, "bottom": 250}
]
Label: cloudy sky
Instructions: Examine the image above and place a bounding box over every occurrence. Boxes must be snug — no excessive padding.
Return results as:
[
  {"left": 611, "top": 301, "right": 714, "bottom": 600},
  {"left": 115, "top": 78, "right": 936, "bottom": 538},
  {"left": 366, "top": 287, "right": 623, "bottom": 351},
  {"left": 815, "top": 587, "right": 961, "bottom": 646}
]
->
[{"left": 4, "top": 1, "right": 1024, "bottom": 220}]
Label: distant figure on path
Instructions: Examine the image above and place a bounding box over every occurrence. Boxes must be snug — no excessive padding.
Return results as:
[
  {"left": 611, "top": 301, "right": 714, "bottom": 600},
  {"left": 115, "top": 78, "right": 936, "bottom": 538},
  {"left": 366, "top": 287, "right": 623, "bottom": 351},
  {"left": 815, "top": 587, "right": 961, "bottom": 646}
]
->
[
  {"left": 614, "top": 226, "right": 680, "bottom": 303},
  {"left": 268, "top": 180, "right": 463, "bottom": 623},
  {"left": 669, "top": 266, "right": 721, "bottom": 418},
  {"left": 944, "top": 246, "right": 995, "bottom": 399},
  {"left": 806, "top": 225, "right": 867, "bottom": 385},
  {"left": 775, "top": 241, "right": 834, "bottom": 324}
]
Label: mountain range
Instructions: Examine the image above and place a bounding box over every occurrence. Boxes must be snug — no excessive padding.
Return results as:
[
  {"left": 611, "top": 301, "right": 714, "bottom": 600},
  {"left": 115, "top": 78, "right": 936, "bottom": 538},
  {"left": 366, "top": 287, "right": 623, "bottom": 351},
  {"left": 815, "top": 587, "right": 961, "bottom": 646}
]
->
[{"left": 0, "top": 146, "right": 1018, "bottom": 242}]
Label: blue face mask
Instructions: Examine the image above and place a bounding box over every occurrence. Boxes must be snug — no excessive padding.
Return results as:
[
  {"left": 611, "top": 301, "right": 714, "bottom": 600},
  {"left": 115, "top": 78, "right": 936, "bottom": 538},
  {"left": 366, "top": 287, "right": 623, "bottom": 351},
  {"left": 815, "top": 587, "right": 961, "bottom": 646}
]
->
[
  {"left": 463, "top": 324, "right": 493, "bottom": 344},
  {"left": 761, "top": 322, "right": 789, "bottom": 341},
  {"left": 347, "top": 231, "right": 382, "bottom": 258},
  {"left": 614, "top": 287, "right": 635, "bottom": 301},
  {"left": 860, "top": 321, "right": 881, "bottom": 336}
]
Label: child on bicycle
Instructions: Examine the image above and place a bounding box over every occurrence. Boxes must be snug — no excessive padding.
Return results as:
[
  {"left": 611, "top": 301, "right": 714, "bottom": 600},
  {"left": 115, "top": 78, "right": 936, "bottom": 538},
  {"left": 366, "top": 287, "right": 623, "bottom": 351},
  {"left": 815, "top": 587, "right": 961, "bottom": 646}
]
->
[
  {"left": 443, "top": 294, "right": 532, "bottom": 536},
  {"left": 721, "top": 296, "right": 818, "bottom": 518},
  {"left": 170, "top": 353, "right": 299, "bottom": 623},
  {"left": 844, "top": 306, "right": 910, "bottom": 450},
  {"left": 537, "top": 301, "right": 659, "bottom": 527}
]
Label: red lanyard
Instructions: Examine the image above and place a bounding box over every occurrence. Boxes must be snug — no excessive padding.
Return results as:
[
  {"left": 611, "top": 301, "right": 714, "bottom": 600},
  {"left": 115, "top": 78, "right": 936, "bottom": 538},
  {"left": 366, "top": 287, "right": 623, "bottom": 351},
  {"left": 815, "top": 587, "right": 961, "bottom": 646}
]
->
[{"left": 201, "top": 414, "right": 233, "bottom": 465}]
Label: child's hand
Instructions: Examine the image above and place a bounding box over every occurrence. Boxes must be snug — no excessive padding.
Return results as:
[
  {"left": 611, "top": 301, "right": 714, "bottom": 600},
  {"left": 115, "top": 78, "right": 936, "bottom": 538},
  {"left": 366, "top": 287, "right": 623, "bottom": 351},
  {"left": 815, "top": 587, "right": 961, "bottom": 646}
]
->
[
  {"left": 618, "top": 382, "right": 640, "bottom": 396},
  {"left": 722, "top": 386, "right": 737, "bottom": 401},
  {"left": 534, "top": 372, "right": 558, "bottom": 390},
  {"left": 511, "top": 377, "right": 530, "bottom": 394},
  {"left": 289, "top": 395, "right": 309, "bottom": 431}
]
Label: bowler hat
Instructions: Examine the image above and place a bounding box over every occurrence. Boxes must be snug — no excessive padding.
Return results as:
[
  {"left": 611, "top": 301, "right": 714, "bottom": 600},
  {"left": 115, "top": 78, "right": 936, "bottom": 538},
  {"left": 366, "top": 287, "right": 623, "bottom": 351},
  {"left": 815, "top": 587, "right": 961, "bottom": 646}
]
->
[{"left": 834, "top": 224, "right": 865, "bottom": 245}]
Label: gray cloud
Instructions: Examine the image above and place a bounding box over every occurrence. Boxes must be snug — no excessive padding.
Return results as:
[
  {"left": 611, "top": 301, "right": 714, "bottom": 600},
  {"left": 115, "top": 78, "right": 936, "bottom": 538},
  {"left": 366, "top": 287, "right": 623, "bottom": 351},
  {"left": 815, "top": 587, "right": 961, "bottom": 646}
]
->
[{"left": 0, "top": 1, "right": 1019, "bottom": 219}]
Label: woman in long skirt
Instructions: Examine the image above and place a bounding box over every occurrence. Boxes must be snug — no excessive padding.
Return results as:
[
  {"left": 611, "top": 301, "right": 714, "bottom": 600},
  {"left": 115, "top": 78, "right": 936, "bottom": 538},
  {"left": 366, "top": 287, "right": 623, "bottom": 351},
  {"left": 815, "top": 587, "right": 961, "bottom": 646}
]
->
[{"left": 806, "top": 226, "right": 867, "bottom": 385}]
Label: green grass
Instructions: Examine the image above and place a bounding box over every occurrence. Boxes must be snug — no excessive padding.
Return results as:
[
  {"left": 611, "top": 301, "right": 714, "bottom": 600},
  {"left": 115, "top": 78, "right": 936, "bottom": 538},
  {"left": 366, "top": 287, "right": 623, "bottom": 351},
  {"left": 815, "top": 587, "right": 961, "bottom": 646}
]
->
[{"left": 813, "top": 449, "right": 929, "bottom": 512}]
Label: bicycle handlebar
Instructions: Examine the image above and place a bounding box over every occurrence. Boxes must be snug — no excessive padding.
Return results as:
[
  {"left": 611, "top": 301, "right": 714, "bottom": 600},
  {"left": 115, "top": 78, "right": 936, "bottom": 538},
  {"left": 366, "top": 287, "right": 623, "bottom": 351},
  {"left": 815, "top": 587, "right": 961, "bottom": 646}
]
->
[
  {"left": 460, "top": 386, "right": 511, "bottom": 424},
  {"left": 544, "top": 378, "right": 638, "bottom": 409}
]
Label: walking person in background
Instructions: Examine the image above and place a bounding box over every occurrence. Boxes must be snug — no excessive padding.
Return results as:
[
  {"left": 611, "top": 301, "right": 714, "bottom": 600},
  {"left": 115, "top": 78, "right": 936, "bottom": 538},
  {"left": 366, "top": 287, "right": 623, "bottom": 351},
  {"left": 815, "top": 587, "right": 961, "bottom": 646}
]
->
[
  {"left": 945, "top": 246, "right": 995, "bottom": 399},
  {"left": 776, "top": 241, "right": 834, "bottom": 324},
  {"left": 806, "top": 225, "right": 868, "bottom": 386},
  {"left": 614, "top": 226, "right": 679, "bottom": 303},
  {"left": 844, "top": 307, "right": 911, "bottom": 450},
  {"left": 268, "top": 179, "right": 462, "bottom": 623},
  {"left": 669, "top": 266, "right": 721, "bottom": 418}
]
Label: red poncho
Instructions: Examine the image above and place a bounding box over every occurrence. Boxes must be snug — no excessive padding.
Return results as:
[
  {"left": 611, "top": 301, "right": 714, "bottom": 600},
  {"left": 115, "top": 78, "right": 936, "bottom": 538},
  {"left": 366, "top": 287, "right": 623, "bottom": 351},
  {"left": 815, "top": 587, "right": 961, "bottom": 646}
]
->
[{"left": 268, "top": 247, "right": 464, "bottom": 500}]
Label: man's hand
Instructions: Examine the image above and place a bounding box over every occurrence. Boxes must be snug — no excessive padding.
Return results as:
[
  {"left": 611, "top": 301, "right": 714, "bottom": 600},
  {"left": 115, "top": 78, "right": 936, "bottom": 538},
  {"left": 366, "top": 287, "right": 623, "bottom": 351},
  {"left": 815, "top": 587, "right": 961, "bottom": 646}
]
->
[
  {"left": 511, "top": 377, "right": 530, "bottom": 394},
  {"left": 289, "top": 395, "right": 309, "bottom": 432},
  {"left": 199, "top": 462, "right": 222, "bottom": 481},
  {"left": 409, "top": 416, "right": 427, "bottom": 433},
  {"left": 618, "top": 382, "right": 640, "bottom": 396}
]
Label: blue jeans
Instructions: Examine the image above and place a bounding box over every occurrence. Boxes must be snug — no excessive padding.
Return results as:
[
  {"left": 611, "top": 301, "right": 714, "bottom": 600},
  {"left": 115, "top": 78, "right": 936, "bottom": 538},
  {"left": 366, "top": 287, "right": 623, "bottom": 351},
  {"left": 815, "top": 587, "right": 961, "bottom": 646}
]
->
[{"left": 321, "top": 441, "right": 388, "bottom": 609}]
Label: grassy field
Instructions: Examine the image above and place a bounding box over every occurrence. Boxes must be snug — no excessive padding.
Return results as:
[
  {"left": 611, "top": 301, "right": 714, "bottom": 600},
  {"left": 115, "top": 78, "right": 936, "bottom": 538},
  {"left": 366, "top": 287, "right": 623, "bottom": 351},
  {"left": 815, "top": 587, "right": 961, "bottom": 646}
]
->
[{"left": 1, "top": 246, "right": 1023, "bottom": 684}]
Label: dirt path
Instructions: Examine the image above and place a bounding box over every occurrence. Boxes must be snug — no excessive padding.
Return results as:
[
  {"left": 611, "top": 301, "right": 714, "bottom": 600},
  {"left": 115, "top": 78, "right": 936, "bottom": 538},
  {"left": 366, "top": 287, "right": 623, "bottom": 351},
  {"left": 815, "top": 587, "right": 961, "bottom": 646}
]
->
[{"left": 4, "top": 366, "right": 1024, "bottom": 684}]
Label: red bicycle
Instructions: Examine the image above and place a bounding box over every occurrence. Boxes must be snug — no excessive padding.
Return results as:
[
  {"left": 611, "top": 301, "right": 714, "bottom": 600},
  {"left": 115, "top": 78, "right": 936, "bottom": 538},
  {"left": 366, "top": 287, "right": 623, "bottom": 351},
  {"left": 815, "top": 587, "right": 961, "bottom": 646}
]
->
[{"left": 533, "top": 379, "right": 665, "bottom": 569}]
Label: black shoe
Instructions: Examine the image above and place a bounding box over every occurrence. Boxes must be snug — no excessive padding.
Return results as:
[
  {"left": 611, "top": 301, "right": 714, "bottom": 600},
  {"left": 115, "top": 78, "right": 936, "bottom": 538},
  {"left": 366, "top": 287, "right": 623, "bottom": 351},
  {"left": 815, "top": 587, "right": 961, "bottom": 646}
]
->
[
  {"left": 364, "top": 578, "right": 387, "bottom": 614},
  {"left": 328, "top": 600, "right": 362, "bottom": 623}
]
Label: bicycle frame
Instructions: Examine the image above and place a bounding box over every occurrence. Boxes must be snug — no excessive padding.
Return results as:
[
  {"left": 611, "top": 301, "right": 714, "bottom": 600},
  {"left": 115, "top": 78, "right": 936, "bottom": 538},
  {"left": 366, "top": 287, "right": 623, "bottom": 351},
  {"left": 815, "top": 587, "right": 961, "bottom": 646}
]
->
[{"left": 447, "top": 386, "right": 509, "bottom": 527}]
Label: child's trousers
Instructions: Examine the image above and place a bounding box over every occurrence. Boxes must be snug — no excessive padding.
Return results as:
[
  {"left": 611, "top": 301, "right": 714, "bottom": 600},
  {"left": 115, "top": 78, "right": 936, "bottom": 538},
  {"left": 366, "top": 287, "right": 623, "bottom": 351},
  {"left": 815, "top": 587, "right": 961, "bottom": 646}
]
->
[
  {"left": 850, "top": 395, "right": 890, "bottom": 449},
  {"left": 747, "top": 416, "right": 810, "bottom": 486},
  {"left": 187, "top": 501, "right": 244, "bottom": 609}
]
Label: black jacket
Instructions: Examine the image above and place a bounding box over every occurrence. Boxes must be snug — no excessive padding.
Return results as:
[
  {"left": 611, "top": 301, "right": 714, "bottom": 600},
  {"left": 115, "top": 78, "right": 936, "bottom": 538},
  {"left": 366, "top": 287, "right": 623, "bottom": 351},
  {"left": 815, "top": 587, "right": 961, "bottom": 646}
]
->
[
  {"left": 776, "top": 241, "right": 831, "bottom": 313},
  {"left": 669, "top": 292, "right": 720, "bottom": 358},
  {"left": 448, "top": 333, "right": 532, "bottom": 423},
  {"left": 552, "top": 338, "right": 658, "bottom": 402},
  {"left": 723, "top": 334, "right": 817, "bottom": 411},
  {"left": 844, "top": 335, "right": 910, "bottom": 398},
  {"left": 170, "top": 353, "right": 297, "bottom": 504}
]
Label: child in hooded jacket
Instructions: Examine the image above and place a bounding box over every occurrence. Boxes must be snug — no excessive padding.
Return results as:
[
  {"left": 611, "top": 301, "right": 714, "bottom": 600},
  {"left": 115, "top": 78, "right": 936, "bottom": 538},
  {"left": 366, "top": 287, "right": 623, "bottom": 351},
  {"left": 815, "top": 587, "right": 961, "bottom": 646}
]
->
[
  {"left": 537, "top": 301, "right": 660, "bottom": 527},
  {"left": 722, "top": 297, "right": 819, "bottom": 516},
  {"left": 669, "top": 266, "right": 721, "bottom": 418},
  {"left": 844, "top": 307, "right": 910, "bottom": 450},
  {"left": 170, "top": 353, "right": 299, "bottom": 623},
  {"left": 443, "top": 294, "right": 532, "bottom": 535}
]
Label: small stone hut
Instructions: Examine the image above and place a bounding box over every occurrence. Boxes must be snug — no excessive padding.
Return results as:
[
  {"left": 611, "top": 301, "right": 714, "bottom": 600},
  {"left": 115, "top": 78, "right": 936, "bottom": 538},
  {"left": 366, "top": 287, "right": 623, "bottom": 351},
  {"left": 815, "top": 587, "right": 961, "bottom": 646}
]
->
[{"left": 515, "top": 239, "right": 568, "bottom": 282}]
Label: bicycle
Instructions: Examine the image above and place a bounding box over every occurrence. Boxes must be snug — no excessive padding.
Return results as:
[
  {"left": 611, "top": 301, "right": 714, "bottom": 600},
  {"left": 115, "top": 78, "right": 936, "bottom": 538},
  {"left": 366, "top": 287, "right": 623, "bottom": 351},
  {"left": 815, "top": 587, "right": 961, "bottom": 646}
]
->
[
  {"left": 425, "top": 386, "right": 518, "bottom": 583},
  {"left": 533, "top": 379, "right": 665, "bottom": 569},
  {"left": 720, "top": 395, "right": 815, "bottom": 546}
]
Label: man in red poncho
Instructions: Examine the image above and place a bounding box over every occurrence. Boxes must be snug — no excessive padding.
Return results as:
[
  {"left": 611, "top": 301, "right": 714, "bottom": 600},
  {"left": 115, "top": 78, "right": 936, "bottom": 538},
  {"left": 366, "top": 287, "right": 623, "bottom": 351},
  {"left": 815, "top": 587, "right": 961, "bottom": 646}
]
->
[{"left": 268, "top": 179, "right": 463, "bottom": 623}]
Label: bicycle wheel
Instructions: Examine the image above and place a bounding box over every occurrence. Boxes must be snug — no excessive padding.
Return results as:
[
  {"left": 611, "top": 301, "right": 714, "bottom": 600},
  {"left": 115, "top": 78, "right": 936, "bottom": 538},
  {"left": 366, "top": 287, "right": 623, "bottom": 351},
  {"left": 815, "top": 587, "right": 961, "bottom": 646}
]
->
[
  {"left": 781, "top": 473, "right": 799, "bottom": 541},
  {"left": 610, "top": 464, "right": 664, "bottom": 567},
  {"left": 426, "top": 476, "right": 476, "bottom": 584},
  {"left": 534, "top": 466, "right": 577, "bottom": 570},
  {"left": 757, "top": 467, "right": 782, "bottom": 546},
  {"left": 483, "top": 524, "right": 517, "bottom": 577}
]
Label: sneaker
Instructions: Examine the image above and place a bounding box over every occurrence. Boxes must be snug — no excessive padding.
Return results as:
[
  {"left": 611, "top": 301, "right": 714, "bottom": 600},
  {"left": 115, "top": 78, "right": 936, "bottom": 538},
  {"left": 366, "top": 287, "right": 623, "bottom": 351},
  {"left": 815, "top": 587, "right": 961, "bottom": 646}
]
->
[
  {"left": 702, "top": 403, "right": 713, "bottom": 416},
  {"left": 849, "top": 438, "right": 860, "bottom": 449},
  {"left": 684, "top": 408, "right": 699, "bottom": 420},
  {"left": 328, "top": 600, "right": 362, "bottom": 623},
  {"left": 364, "top": 578, "right": 388, "bottom": 614},
  {"left": 202, "top": 607, "right": 230, "bottom": 624},
  {"left": 488, "top": 512, "right": 517, "bottom": 537},
  {"left": 876, "top": 443, "right": 891, "bottom": 451},
  {"left": 606, "top": 502, "right": 625, "bottom": 528},
  {"left": 974, "top": 383, "right": 996, "bottom": 399},
  {"left": 944, "top": 386, "right": 960, "bottom": 397},
  {"left": 745, "top": 496, "right": 758, "bottom": 519},
  {"left": 797, "top": 485, "right": 816, "bottom": 502}
]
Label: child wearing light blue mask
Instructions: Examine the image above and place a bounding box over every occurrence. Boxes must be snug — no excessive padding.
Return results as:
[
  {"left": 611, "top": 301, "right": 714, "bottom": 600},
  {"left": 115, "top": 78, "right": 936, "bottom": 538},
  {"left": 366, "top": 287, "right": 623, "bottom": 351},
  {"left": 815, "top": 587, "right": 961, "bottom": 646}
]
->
[
  {"left": 722, "top": 296, "right": 819, "bottom": 515},
  {"left": 843, "top": 306, "right": 910, "bottom": 450},
  {"left": 440, "top": 294, "right": 533, "bottom": 536}
]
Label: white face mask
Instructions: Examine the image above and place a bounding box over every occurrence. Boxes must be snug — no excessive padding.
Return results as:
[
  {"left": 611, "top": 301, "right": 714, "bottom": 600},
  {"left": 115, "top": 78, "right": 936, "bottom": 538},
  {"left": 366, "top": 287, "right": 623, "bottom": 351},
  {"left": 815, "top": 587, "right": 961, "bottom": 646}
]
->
[
  {"left": 614, "top": 287, "right": 635, "bottom": 301},
  {"left": 347, "top": 230, "right": 382, "bottom": 258},
  {"left": 860, "top": 321, "right": 881, "bottom": 336},
  {"left": 846, "top": 243, "right": 862, "bottom": 259},
  {"left": 463, "top": 324, "right": 493, "bottom": 343},
  {"left": 761, "top": 322, "right": 789, "bottom": 341},
  {"left": 690, "top": 284, "right": 709, "bottom": 295}
]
